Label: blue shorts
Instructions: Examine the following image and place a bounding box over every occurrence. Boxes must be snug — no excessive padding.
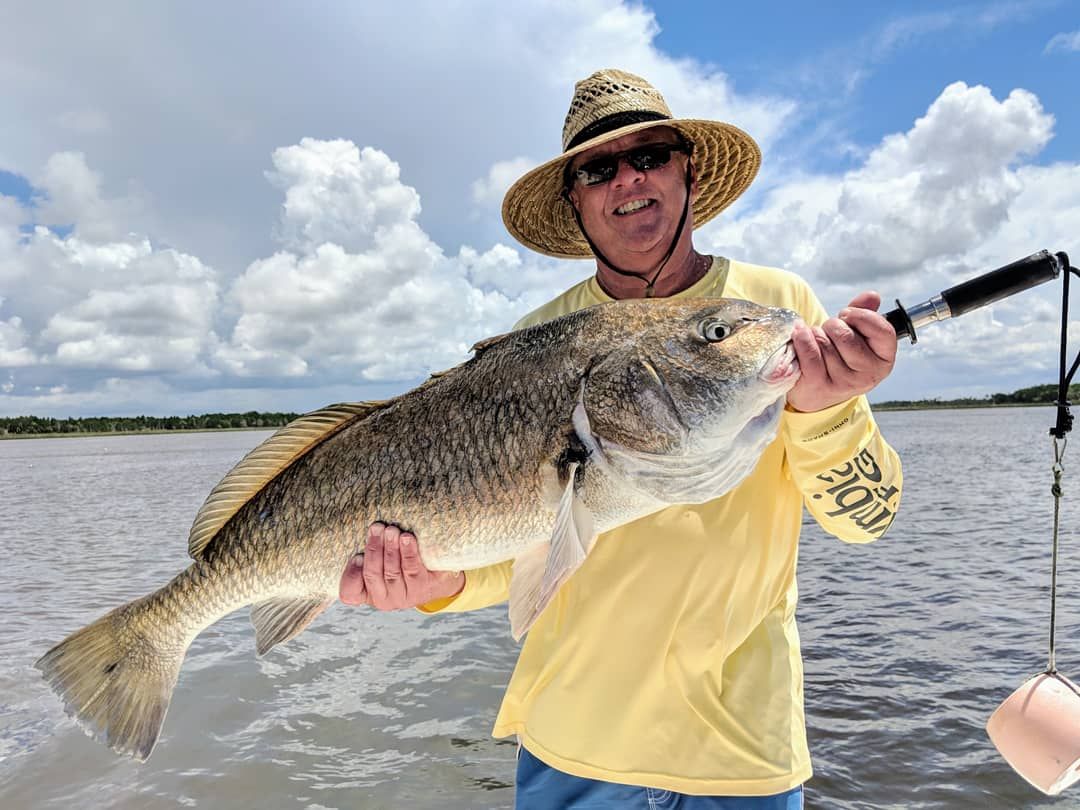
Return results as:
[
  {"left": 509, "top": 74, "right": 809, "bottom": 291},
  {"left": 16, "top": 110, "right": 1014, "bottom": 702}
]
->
[{"left": 515, "top": 747, "right": 804, "bottom": 809}]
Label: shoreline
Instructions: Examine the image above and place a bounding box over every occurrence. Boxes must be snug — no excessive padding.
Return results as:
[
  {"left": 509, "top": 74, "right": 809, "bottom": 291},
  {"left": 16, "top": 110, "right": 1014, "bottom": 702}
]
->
[
  {"left": 1, "top": 402, "right": 1058, "bottom": 440},
  {"left": 0, "top": 426, "right": 277, "bottom": 441},
  {"left": 873, "top": 402, "right": 1052, "bottom": 412}
]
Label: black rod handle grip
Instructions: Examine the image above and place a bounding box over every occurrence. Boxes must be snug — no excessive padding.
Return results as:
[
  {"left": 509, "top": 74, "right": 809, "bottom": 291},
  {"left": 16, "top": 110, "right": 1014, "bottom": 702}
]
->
[
  {"left": 885, "top": 305, "right": 914, "bottom": 341},
  {"left": 884, "top": 250, "right": 1065, "bottom": 343},
  {"left": 941, "top": 250, "right": 1061, "bottom": 317}
]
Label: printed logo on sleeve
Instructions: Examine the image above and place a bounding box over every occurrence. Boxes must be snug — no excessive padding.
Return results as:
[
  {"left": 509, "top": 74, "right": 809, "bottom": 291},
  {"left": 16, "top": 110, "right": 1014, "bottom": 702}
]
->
[
  {"left": 804, "top": 416, "right": 850, "bottom": 442},
  {"left": 812, "top": 448, "right": 899, "bottom": 536}
]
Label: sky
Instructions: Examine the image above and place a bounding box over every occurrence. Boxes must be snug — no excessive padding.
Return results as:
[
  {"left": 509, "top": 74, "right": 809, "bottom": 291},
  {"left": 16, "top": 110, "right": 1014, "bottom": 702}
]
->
[{"left": 1, "top": 0, "right": 1079, "bottom": 417}]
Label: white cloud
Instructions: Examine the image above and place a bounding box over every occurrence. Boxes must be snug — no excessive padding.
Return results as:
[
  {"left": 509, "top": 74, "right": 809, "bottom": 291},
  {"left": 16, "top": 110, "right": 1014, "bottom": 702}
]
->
[
  {"left": 0, "top": 195, "right": 22, "bottom": 226},
  {"left": 704, "top": 82, "right": 1056, "bottom": 287},
  {"left": 7, "top": 227, "right": 220, "bottom": 361},
  {"left": 471, "top": 158, "right": 535, "bottom": 206},
  {"left": 0, "top": 139, "right": 586, "bottom": 415},
  {"left": 42, "top": 280, "right": 218, "bottom": 372},
  {"left": 0, "top": 195, "right": 24, "bottom": 263},
  {"left": 0, "top": 168, "right": 221, "bottom": 383},
  {"left": 267, "top": 139, "right": 422, "bottom": 255},
  {"left": 0, "top": 1, "right": 798, "bottom": 275},
  {"left": 1045, "top": 30, "right": 1080, "bottom": 53},
  {"left": 976, "top": 163, "right": 1080, "bottom": 267},
  {"left": 32, "top": 152, "right": 143, "bottom": 242},
  {"left": 219, "top": 139, "right": 579, "bottom": 383},
  {"left": 457, "top": 243, "right": 587, "bottom": 301},
  {"left": 0, "top": 316, "right": 36, "bottom": 366}
]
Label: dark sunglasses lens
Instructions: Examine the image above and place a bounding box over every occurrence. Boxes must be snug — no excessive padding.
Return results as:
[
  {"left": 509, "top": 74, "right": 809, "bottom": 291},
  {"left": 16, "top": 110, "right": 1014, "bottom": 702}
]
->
[
  {"left": 626, "top": 144, "right": 676, "bottom": 171},
  {"left": 572, "top": 143, "right": 684, "bottom": 187},
  {"left": 575, "top": 158, "right": 618, "bottom": 186}
]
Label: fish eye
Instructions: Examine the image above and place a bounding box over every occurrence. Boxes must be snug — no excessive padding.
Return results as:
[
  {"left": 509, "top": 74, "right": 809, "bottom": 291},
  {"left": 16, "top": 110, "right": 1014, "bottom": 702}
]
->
[{"left": 699, "top": 319, "right": 731, "bottom": 342}]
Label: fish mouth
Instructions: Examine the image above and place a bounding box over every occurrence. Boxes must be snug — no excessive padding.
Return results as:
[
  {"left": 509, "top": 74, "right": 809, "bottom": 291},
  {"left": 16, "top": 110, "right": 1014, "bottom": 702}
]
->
[{"left": 759, "top": 341, "right": 800, "bottom": 385}]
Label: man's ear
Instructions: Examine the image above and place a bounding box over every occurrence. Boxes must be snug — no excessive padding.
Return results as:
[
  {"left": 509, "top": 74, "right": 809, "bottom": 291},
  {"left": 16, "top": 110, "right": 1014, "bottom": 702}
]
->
[{"left": 689, "top": 160, "right": 700, "bottom": 203}]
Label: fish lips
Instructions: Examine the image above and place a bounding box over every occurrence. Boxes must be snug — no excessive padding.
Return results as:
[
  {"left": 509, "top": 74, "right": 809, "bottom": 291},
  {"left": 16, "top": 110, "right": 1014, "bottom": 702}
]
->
[{"left": 759, "top": 341, "right": 800, "bottom": 387}]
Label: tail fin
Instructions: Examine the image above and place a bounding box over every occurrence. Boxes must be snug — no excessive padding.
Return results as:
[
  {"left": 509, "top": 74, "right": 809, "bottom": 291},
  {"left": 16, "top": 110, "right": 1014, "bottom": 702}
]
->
[{"left": 35, "top": 598, "right": 185, "bottom": 761}]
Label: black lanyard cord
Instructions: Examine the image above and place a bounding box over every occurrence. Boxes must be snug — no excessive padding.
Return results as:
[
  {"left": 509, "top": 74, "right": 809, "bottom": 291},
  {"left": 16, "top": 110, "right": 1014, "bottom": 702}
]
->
[
  {"left": 1053, "top": 259, "right": 1080, "bottom": 439},
  {"left": 1047, "top": 255, "right": 1079, "bottom": 673}
]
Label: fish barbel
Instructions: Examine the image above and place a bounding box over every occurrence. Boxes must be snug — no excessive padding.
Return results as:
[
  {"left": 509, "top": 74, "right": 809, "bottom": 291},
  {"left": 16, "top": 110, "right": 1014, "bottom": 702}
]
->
[{"left": 36, "top": 296, "right": 801, "bottom": 760}]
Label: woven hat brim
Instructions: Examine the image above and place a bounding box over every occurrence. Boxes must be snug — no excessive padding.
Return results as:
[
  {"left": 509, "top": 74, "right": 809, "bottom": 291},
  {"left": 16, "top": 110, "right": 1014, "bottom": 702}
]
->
[{"left": 502, "top": 119, "right": 761, "bottom": 259}]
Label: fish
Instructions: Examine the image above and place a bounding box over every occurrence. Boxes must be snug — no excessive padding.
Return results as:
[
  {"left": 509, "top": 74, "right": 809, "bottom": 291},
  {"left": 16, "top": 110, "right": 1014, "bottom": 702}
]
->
[{"left": 35, "top": 296, "right": 802, "bottom": 761}]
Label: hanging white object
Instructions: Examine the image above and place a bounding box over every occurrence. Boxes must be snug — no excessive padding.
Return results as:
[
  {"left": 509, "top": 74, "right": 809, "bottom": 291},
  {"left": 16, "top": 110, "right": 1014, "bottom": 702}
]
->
[
  {"left": 987, "top": 672, "right": 1080, "bottom": 795},
  {"left": 986, "top": 413, "right": 1080, "bottom": 794}
]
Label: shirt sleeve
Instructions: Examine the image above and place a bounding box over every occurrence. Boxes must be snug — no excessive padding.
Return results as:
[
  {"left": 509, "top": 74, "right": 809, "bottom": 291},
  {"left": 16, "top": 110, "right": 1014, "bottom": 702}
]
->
[
  {"left": 780, "top": 280, "right": 903, "bottom": 543},
  {"left": 417, "top": 560, "right": 514, "bottom": 614}
]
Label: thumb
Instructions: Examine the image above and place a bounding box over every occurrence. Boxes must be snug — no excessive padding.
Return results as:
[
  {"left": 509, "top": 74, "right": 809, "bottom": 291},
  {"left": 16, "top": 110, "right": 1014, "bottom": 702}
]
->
[
  {"left": 339, "top": 554, "right": 370, "bottom": 605},
  {"left": 847, "top": 290, "right": 881, "bottom": 312}
]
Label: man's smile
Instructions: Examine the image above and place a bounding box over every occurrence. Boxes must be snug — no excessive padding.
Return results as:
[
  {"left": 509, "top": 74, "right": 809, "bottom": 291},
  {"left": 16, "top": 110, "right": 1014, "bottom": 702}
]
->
[{"left": 613, "top": 198, "right": 656, "bottom": 215}]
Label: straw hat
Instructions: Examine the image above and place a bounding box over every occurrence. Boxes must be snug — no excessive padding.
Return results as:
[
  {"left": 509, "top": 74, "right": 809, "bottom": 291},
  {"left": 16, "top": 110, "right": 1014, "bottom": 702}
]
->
[{"left": 502, "top": 69, "right": 762, "bottom": 259}]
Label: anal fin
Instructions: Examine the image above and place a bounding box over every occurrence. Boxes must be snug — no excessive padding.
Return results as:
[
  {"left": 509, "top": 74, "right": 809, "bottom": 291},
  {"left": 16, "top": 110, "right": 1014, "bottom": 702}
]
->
[{"left": 250, "top": 596, "right": 333, "bottom": 656}]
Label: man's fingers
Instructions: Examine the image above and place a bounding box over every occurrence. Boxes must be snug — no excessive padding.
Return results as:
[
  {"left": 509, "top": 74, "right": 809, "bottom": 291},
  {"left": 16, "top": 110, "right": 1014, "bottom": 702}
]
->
[
  {"left": 787, "top": 295, "right": 896, "bottom": 413},
  {"left": 382, "top": 524, "right": 403, "bottom": 585},
  {"left": 822, "top": 317, "right": 873, "bottom": 375},
  {"left": 839, "top": 307, "right": 897, "bottom": 363},
  {"left": 846, "top": 290, "right": 881, "bottom": 312},
  {"left": 400, "top": 533, "right": 424, "bottom": 579},
  {"left": 362, "top": 523, "right": 388, "bottom": 602},
  {"left": 339, "top": 554, "right": 369, "bottom": 605},
  {"left": 813, "top": 324, "right": 856, "bottom": 381},
  {"left": 791, "top": 321, "right": 827, "bottom": 384}
]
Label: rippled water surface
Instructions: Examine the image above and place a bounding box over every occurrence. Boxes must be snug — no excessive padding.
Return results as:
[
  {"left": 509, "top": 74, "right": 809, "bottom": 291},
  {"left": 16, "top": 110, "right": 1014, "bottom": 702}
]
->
[{"left": 2, "top": 408, "right": 1080, "bottom": 809}]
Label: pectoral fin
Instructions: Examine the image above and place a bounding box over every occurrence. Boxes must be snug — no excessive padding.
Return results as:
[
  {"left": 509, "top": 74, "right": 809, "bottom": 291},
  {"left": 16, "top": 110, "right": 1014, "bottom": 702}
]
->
[
  {"left": 508, "top": 462, "right": 595, "bottom": 641},
  {"left": 250, "top": 595, "right": 333, "bottom": 656}
]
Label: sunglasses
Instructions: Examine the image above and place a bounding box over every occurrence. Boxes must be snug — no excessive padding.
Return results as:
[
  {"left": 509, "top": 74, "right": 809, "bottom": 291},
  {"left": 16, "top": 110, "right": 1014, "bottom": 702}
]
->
[{"left": 566, "top": 140, "right": 694, "bottom": 189}]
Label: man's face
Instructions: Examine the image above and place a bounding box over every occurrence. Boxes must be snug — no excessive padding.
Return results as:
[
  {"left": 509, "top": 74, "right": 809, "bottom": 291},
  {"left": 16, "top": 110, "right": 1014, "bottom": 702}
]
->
[{"left": 566, "top": 126, "right": 697, "bottom": 271}]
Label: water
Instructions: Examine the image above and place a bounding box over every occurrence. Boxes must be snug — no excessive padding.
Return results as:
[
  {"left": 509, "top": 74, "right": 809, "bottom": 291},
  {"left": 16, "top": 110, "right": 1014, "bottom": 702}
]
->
[{"left": 1, "top": 408, "right": 1078, "bottom": 809}]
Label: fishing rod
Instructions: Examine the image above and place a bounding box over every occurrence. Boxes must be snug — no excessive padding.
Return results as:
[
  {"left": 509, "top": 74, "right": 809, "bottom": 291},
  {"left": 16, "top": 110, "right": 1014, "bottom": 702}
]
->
[{"left": 885, "top": 249, "right": 1070, "bottom": 345}]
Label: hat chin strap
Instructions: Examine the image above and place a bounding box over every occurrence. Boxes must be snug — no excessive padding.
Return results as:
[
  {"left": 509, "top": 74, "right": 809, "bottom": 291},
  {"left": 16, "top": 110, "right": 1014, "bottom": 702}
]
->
[{"left": 569, "top": 166, "right": 694, "bottom": 299}]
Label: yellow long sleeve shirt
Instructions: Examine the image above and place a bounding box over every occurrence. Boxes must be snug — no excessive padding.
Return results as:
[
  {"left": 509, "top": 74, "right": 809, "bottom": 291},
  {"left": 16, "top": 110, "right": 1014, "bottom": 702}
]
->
[{"left": 421, "top": 256, "right": 903, "bottom": 795}]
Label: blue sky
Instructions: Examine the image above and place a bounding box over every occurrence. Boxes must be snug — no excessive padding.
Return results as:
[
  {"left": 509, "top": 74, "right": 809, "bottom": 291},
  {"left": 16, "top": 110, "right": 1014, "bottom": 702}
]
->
[
  {"left": 0, "top": 171, "right": 35, "bottom": 204},
  {"left": 0, "top": 1, "right": 1078, "bottom": 417},
  {"left": 655, "top": 1, "right": 1079, "bottom": 166}
]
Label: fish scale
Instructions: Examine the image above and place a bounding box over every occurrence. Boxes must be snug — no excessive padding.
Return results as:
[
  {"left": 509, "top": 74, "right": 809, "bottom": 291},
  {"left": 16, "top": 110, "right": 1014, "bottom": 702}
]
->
[{"left": 36, "top": 296, "right": 800, "bottom": 761}]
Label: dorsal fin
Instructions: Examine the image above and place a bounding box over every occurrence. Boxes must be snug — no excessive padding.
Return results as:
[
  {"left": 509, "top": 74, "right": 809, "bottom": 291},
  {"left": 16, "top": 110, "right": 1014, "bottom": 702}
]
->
[
  {"left": 187, "top": 402, "right": 386, "bottom": 559},
  {"left": 469, "top": 332, "right": 512, "bottom": 354},
  {"left": 426, "top": 336, "right": 508, "bottom": 382}
]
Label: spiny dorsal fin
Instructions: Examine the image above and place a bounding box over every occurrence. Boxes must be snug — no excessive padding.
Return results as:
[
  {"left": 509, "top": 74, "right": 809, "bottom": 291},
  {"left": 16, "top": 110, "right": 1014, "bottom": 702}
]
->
[
  {"left": 427, "top": 336, "right": 507, "bottom": 381},
  {"left": 469, "top": 332, "right": 512, "bottom": 354},
  {"left": 187, "top": 402, "right": 386, "bottom": 559}
]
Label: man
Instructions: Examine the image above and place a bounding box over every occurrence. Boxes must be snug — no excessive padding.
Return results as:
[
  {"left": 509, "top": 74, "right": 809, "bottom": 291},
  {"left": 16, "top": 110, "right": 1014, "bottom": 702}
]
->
[{"left": 341, "top": 69, "right": 901, "bottom": 808}]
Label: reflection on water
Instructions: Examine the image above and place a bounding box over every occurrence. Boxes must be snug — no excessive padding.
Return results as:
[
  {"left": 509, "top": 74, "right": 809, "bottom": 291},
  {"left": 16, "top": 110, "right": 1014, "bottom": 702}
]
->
[{"left": 2, "top": 409, "right": 1079, "bottom": 809}]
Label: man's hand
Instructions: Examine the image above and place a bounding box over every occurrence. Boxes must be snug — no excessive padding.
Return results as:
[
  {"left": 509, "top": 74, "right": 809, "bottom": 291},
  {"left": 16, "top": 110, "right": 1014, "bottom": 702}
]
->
[
  {"left": 786, "top": 291, "right": 897, "bottom": 414},
  {"left": 339, "top": 522, "right": 465, "bottom": 610}
]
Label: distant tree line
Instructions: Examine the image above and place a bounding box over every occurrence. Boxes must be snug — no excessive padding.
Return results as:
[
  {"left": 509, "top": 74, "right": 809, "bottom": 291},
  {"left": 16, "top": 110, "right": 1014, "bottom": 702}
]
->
[
  {"left": 0, "top": 411, "right": 300, "bottom": 436},
  {"left": 2, "top": 383, "right": 1077, "bottom": 435},
  {"left": 875, "top": 383, "right": 1080, "bottom": 410}
]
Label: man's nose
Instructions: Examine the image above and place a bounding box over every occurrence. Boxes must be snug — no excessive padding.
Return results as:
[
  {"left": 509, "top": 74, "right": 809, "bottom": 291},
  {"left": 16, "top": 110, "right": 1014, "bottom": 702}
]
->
[{"left": 610, "top": 156, "right": 646, "bottom": 188}]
